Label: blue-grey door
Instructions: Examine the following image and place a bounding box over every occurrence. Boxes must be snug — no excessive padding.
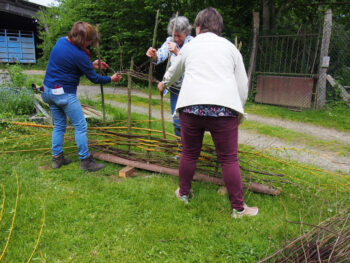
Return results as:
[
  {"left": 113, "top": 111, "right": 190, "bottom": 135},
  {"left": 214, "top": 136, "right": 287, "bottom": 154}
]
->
[{"left": 0, "top": 29, "right": 36, "bottom": 63}]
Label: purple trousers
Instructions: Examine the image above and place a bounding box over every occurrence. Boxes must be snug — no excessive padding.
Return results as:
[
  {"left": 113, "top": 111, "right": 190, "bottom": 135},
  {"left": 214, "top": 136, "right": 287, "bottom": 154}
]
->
[{"left": 179, "top": 112, "right": 244, "bottom": 210}]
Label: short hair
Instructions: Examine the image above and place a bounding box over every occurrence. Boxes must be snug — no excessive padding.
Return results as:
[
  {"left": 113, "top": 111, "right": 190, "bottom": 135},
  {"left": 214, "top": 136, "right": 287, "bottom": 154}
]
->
[
  {"left": 194, "top": 7, "right": 223, "bottom": 36},
  {"left": 167, "top": 16, "right": 192, "bottom": 36},
  {"left": 68, "top": 22, "right": 98, "bottom": 49}
]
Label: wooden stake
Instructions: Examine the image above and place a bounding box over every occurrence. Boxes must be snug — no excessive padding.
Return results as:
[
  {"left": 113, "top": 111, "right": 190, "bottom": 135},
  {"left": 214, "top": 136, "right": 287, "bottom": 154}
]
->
[
  {"left": 160, "top": 12, "right": 178, "bottom": 140},
  {"left": 95, "top": 24, "right": 106, "bottom": 122},
  {"left": 248, "top": 12, "right": 259, "bottom": 95},
  {"left": 147, "top": 10, "right": 161, "bottom": 159},
  {"left": 127, "top": 57, "right": 134, "bottom": 152},
  {"left": 160, "top": 94, "right": 166, "bottom": 139},
  {"left": 165, "top": 12, "right": 178, "bottom": 72},
  {"left": 148, "top": 10, "right": 160, "bottom": 133}
]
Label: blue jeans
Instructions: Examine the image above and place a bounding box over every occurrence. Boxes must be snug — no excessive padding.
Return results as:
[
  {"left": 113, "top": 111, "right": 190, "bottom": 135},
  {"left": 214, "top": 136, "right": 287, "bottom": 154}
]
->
[
  {"left": 170, "top": 87, "right": 181, "bottom": 137},
  {"left": 41, "top": 87, "right": 89, "bottom": 159}
]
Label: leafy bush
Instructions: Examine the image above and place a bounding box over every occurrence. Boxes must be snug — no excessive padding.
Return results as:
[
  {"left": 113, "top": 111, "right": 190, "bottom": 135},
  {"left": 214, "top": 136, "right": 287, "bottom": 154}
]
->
[
  {"left": 0, "top": 87, "right": 35, "bottom": 115},
  {"left": 6, "top": 64, "right": 26, "bottom": 88},
  {"left": 0, "top": 64, "right": 35, "bottom": 116},
  {"left": 339, "top": 66, "right": 350, "bottom": 86}
]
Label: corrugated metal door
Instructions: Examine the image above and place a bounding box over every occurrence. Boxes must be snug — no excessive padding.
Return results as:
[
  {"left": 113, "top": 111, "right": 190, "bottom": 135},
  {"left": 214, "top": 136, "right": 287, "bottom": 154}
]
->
[{"left": 0, "top": 29, "right": 36, "bottom": 63}]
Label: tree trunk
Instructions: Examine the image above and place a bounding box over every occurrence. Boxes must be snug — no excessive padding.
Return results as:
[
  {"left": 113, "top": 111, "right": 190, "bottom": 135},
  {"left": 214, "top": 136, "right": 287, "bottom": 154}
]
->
[{"left": 262, "top": 0, "right": 271, "bottom": 31}]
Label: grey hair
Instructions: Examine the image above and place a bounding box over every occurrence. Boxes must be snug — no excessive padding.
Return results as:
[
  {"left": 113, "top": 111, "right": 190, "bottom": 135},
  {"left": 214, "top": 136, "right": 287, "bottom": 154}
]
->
[{"left": 167, "top": 16, "right": 192, "bottom": 36}]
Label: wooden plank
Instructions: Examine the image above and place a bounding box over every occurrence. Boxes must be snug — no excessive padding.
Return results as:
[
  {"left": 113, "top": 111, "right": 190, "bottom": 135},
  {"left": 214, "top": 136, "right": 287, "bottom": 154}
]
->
[{"left": 119, "top": 166, "right": 135, "bottom": 178}]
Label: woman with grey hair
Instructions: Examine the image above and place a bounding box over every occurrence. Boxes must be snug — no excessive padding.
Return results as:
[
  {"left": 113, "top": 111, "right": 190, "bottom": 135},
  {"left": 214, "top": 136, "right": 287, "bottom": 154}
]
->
[{"left": 146, "top": 16, "right": 193, "bottom": 138}]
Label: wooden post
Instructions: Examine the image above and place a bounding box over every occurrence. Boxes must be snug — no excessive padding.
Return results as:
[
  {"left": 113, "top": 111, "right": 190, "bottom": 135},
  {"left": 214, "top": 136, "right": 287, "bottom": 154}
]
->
[
  {"left": 147, "top": 10, "right": 160, "bottom": 160},
  {"left": 95, "top": 24, "right": 106, "bottom": 122},
  {"left": 247, "top": 12, "right": 260, "bottom": 94},
  {"left": 160, "top": 12, "right": 178, "bottom": 140},
  {"left": 127, "top": 58, "right": 133, "bottom": 152},
  {"left": 165, "top": 12, "right": 178, "bottom": 72},
  {"left": 160, "top": 95, "right": 166, "bottom": 139},
  {"left": 148, "top": 10, "right": 160, "bottom": 133},
  {"left": 316, "top": 9, "right": 332, "bottom": 109}
]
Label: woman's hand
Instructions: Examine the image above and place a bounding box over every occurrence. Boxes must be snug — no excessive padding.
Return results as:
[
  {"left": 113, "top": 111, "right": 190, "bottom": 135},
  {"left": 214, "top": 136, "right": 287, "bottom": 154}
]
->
[
  {"left": 111, "top": 73, "right": 122, "bottom": 82},
  {"left": 168, "top": 42, "right": 178, "bottom": 55},
  {"left": 146, "top": 47, "right": 157, "bottom": 61},
  {"left": 157, "top": 81, "right": 165, "bottom": 95},
  {"left": 92, "top": 59, "right": 109, "bottom": 70}
]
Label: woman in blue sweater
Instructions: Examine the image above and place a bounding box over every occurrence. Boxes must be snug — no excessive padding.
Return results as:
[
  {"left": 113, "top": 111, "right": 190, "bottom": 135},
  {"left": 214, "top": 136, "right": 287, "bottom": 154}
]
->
[{"left": 42, "top": 21, "right": 122, "bottom": 172}]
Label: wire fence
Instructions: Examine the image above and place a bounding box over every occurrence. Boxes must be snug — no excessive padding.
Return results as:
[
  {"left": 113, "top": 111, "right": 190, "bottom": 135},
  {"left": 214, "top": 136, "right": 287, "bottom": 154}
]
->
[{"left": 328, "top": 23, "right": 350, "bottom": 88}]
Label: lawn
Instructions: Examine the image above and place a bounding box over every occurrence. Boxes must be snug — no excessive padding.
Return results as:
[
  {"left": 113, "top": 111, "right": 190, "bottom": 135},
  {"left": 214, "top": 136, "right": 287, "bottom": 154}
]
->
[
  {"left": 244, "top": 101, "right": 350, "bottom": 132},
  {"left": 0, "top": 105, "right": 349, "bottom": 262}
]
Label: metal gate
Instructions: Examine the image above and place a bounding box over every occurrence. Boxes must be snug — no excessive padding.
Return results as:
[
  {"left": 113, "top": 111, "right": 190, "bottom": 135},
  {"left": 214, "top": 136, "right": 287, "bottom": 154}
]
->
[{"left": 255, "top": 33, "right": 321, "bottom": 108}]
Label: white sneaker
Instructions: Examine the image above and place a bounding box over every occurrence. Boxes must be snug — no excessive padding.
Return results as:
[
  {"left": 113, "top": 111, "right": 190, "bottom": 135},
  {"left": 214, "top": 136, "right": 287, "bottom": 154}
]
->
[
  {"left": 175, "top": 188, "right": 191, "bottom": 204},
  {"left": 232, "top": 204, "right": 258, "bottom": 218}
]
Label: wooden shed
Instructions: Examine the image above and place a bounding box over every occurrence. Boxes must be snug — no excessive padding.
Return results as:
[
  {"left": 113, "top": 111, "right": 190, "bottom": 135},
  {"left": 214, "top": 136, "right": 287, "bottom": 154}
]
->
[{"left": 0, "top": 0, "right": 45, "bottom": 63}]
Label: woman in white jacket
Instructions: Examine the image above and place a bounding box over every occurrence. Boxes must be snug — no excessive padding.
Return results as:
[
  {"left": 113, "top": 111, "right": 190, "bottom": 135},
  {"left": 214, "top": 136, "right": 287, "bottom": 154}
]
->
[{"left": 157, "top": 7, "right": 258, "bottom": 218}]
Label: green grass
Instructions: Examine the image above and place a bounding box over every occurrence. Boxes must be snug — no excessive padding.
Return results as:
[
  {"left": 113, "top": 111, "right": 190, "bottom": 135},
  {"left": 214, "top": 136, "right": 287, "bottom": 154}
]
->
[
  {"left": 0, "top": 145, "right": 348, "bottom": 262},
  {"left": 240, "top": 120, "right": 350, "bottom": 156},
  {"left": 0, "top": 105, "right": 349, "bottom": 262},
  {"left": 245, "top": 102, "right": 350, "bottom": 132}
]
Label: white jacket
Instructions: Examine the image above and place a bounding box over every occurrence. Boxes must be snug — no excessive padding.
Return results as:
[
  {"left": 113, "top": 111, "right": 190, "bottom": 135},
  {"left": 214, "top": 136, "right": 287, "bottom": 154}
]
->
[{"left": 163, "top": 32, "right": 248, "bottom": 115}]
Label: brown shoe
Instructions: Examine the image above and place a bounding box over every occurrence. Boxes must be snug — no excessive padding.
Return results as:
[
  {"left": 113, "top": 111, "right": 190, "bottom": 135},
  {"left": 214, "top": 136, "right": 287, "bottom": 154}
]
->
[
  {"left": 80, "top": 155, "right": 105, "bottom": 172},
  {"left": 52, "top": 153, "right": 72, "bottom": 169},
  {"left": 232, "top": 204, "right": 258, "bottom": 218}
]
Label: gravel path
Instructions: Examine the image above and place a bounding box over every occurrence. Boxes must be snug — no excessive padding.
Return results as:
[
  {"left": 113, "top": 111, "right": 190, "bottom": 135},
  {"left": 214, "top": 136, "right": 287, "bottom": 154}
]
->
[
  {"left": 247, "top": 114, "right": 350, "bottom": 146},
  {"left": 77, "top": 85, "right": 162, "bottom": 101}
]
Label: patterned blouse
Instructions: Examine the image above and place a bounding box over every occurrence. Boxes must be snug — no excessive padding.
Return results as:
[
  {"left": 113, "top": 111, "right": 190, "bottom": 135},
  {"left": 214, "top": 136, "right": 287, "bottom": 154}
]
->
[{"left": 181, "top": 105, "right": 238, "bottom": 117}]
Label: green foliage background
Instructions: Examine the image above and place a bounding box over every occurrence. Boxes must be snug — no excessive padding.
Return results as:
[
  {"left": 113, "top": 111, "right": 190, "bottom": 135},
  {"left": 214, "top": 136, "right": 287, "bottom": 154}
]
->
[
  {"left": 36, "top": 0, "right": 350, "bottom": 84},
  {"left": 36, "top": 0, "right": 260, "bottom": 70}
]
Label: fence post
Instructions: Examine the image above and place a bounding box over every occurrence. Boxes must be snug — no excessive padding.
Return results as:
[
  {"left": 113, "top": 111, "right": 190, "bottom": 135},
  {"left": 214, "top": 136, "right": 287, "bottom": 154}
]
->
[
  {"left": 127, "top": 57, "right": 134, "bottom": 153},
  {"left": 248, "top": 12, "right": 260, "bottom": 94},
  {"left": 316, "top": 9, "right": 332, "bottom": 109}
]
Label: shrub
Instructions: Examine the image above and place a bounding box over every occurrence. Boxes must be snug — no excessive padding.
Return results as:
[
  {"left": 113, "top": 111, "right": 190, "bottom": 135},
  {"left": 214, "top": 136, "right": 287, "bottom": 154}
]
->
[
  {"left": 0, "top": 64, "right": 35, "bottom": 116},
  {"left": 0, "top": 87, "right": 35, "bottom": 115},
  {"left": 6, "top": 64, "right": 26, "bottom": 88}
]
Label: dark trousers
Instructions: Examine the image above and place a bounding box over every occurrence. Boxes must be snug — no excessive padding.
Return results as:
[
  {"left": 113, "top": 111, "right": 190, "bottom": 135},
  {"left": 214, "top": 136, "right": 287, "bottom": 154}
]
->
[{"left": 179, "top": 112, "right": 244, "bottom": 210}]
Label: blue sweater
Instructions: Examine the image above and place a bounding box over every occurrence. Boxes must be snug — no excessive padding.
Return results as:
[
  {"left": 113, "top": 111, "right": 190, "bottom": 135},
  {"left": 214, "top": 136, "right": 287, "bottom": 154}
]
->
[{"left": 44, "top": 37, "right": 111, "bottom": 94}]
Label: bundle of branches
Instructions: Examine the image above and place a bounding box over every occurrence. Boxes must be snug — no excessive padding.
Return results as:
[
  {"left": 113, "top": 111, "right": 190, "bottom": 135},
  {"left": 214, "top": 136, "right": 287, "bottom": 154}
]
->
[
  {"left": 88, "top": 126, "right": 286, "bottom": 187},
  {"left": 258, "top": 209, "right": 350, "bottom": 262}
]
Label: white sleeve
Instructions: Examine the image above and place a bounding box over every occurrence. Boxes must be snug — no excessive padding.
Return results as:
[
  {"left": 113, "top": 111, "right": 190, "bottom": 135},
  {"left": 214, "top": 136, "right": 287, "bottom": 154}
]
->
[
  {"left": 162, "top": 49, "right": 186, "bottom": 87},
  {"left": 234, "top": 50, "right": 248, "bottom": 106}
]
